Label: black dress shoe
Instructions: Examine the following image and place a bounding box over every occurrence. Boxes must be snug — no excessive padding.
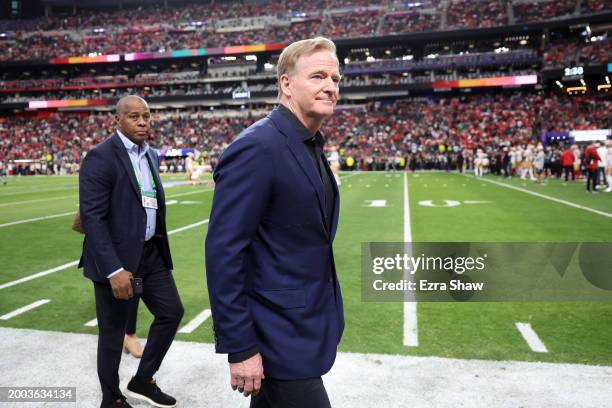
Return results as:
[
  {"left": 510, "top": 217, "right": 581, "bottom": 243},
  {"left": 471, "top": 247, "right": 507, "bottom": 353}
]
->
[{"left": 126, "top": 376, "right": 177, "bottom": 408}]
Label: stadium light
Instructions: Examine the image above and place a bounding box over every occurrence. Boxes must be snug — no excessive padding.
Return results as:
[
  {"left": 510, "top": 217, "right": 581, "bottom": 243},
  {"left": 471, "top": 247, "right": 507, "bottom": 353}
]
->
[
  {"left": 555, "top": 81, "right": 563, "bottom": 88},
  {"left": 580, "top": 79, "right": 586, "bottom": 86},
  {"left": 606, "top": 76, "right": 610, "bottom": 84},
  {"left": 566, "top": 86, "right": 586, "bottom": 95}
]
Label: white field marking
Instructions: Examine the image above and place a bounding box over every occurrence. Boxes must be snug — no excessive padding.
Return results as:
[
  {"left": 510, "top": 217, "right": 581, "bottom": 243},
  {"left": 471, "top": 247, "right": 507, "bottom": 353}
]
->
[
  {"left": 403, "top": 172, "right": 418, "bottom": 347},
  {"left": 180, "top": 201, "right": 201, "bottom": 205},
  {"left": 418, "top": 200, "right": 461, "bottom": 207},
  {"left": 463, "top": 200, "right": 491, "bottom": 204},
  {"left": 166, "top": 188, "right": 213, "bottom": 199},
  {"left": 515, "top": 322, "right": 548, "bottom": 353},
  {"left": 0, "top": 219, "right": 210, "bottom": 291},
  {"left": 0, "top": 260, "right": 79, "bottom": 290},
  {"left": 339, "top": 172, "right": 360, "bottom": 180},
  {"left": 178, "top": 309, "right": 212, "bottom": 334},
  {"left": 473, "top": 176, "right": 612, "bottom": 218},
  {"left": 167, "top": 219, "right": 209, "bottom": 235},
  {"left": 0, "top": 211, "right": 74, "bottom": 229},
  {"left": 0, "top": 185, "right": 76, "bottom": 197},
  {"left": 84, "top": 318, "right": 98, "bottom": 327},
  {"left": 0, "top": 299, "right": 50, "bottom": 320},
  {"left": 166, "top": 200, "right": 178, "bottom": 205},
  {"left": 363, "top": 200, "right": 387, "bottom": 207},
  {"left": 0, "top": 195, "right": 76, "bottom": 208}
]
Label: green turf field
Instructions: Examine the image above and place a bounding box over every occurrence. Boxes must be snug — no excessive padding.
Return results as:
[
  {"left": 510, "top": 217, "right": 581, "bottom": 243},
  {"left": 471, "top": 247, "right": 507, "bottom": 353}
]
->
[{"left": 0, "top": 171, "right": 611, "bottom": 366}]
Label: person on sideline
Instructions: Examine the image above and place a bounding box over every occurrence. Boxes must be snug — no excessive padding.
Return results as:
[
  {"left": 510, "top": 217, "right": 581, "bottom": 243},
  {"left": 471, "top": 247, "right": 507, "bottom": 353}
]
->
[
  {"left": 79, "top": 95, "right": 183, "bottom": 408},
  {"left": 205, "top": 37, "right": 344, "bottom": 408}
]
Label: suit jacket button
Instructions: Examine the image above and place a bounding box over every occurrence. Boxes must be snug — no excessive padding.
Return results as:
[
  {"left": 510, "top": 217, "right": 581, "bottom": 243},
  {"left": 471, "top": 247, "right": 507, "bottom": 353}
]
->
[{"left": 328, "top": 277, "right": 333, "bottom": 283}]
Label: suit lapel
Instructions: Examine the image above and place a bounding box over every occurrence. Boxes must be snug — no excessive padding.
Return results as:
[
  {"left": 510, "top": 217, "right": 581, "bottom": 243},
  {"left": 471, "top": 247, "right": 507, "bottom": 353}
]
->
[
  {"left": 269, "top": 110, "right": 326, "bottom": 221},
  {"left": 112, "top": 133, "right": 141, "bottom": 201},
  {"left": 321, "top": 155, "right": 340, "bottom": 240}
]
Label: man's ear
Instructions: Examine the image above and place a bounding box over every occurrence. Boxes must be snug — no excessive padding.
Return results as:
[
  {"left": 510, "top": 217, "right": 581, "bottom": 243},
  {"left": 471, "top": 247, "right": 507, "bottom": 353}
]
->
[{"left": 280, "top": 74, "right": 291, "bottom": 98}]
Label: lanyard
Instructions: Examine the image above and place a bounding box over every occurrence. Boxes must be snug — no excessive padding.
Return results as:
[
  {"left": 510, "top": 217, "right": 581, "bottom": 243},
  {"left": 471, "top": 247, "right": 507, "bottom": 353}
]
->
[{"left": 132, "top": 154, "right": 157, "bottom": 192}]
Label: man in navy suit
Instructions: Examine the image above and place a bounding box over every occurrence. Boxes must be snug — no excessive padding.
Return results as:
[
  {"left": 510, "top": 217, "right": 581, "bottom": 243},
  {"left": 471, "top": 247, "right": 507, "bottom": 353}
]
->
[
  {"left": 79, "top": 95, "right": 183, "bottom": 408},
  {"left": 205, "top": 37, "right": 344, "bottom": 408}
]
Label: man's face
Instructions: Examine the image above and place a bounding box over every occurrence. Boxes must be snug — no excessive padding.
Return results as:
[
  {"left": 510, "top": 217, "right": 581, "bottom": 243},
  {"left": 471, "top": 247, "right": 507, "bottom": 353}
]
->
[
  {"left": 116, "top": 99, "right": 151, "bottom": 145},
  {"left": 284, "top": 49, "right": 340, "bottom": 122}
]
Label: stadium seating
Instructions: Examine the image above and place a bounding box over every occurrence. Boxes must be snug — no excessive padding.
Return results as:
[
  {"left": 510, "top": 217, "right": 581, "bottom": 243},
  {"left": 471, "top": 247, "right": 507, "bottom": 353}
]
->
[
  {"left": 2, "top": 92, "right": 609, "bottom": 173},
  {"left": 446, "top": 0, "right": 508, "bottom": 29},
  {"left": 0, "top": 0, "right": 608, "bottom": 61}
]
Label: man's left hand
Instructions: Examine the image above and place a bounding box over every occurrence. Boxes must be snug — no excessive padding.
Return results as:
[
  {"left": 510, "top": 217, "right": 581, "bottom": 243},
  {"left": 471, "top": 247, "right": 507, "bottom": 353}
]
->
[{"left": 229, "top": 352, "right": 265, "bottom": 397}]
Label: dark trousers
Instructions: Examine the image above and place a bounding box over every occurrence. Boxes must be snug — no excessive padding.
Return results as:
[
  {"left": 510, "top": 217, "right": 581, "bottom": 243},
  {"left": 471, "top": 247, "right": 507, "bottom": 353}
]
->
[
  {"left": 503, "top": 162, "right": 511, "bottom": 178},
  {"left": 597, "top": 168, "right": 608, "bottom": 186},
  {"left": 125, "top": 296, "right": 138, "bottom": 335},
  {"left": 563, "top": 166, "right": 574, "bottom": 181},
  {"left": 250, "top": 377, "right": 331, "bottom": 408},
  {"left": 94, "top": 240, "right": 184, "bottom": 407},
  {"left": 586, "top": 169, "right": 597, "bottom": 191}
]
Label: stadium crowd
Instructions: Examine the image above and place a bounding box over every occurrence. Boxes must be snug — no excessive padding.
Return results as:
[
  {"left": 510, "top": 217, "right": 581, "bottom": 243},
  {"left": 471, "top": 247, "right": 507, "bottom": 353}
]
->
[
  {"left": 1, "top": 0, "right": 608, "bottom": 62},
  {"left": 2, "top": 92, "right": 609, "bottom": 179},
  {"left": 379, "top": 12, "right": 441, "bottom": 34},
  {"left": 446, "top": 0, "right": 508, "bottom": 29},
  {"left": 513, "top": 0, "right": 578, "bottom": 22}
]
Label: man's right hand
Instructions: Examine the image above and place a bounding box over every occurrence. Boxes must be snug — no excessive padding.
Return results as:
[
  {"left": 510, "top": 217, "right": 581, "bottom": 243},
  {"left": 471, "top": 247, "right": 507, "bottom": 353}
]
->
[
  {"left": 230, "top": 352, "right": 264, "bottom": 397},
  {"left": 109, "top": 270, "right": 133, "bottom": 299}
]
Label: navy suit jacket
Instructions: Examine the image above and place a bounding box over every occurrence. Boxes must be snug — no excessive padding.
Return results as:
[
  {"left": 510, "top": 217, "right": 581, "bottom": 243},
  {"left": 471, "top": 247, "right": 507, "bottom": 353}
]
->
[
  {"left": 79, "top": 132, "right": 172, "bottom": 282},
  {"left": 205, "top": 107, "right": 344, "bottom": 379}
]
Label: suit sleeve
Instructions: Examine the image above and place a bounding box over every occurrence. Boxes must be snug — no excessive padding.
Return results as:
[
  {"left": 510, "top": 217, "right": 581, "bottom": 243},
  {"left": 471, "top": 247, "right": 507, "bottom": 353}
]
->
[
  {"left": 205, "top": 135, "right": 273, "bottom": 354},
  {"left": 79, "top": 148, "right": 123, "bottom": 279}
]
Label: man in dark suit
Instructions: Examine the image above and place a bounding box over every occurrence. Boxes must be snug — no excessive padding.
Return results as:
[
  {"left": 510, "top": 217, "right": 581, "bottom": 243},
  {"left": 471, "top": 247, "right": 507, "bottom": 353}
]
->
[
  {"left": 205, "top": 37, "right": 344, "bottom": 408},
  {"left": 79, "top": 95, "right": 184, "bottom": 408}
]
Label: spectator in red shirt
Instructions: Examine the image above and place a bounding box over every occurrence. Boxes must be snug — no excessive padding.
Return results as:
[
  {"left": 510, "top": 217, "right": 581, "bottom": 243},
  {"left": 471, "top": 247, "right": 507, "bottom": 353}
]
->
[
  {"left": 584, "top": 142, "right": 601, "bottom": 192},
  {"left": 560, "top": 145, "right": 575, "bottom": 181}
]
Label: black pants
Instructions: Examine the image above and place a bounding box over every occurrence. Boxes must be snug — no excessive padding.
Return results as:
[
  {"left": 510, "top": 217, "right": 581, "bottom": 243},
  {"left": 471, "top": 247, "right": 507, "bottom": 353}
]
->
[
  {"left": 563, "top": 166, "right": 574, "bottom": 181},
  {"left": 250, "top": 377, "right": 331, "bottom": 408},
  {"left": 94, "top": 240, "right": 184, "bottom": 407},
  {"left": 586, "top": 169, "right": 598, "bottom": 191},
  {"left": 597, "top": 168, "right": 608, "bottom": 186},
  {"left": 125, "top": 296, "right": 138, "bottom": 335}
]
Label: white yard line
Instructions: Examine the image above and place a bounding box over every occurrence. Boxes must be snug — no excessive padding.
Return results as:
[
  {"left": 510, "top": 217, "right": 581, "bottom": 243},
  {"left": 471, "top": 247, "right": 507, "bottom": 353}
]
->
[
  {"left": 178, "top": 309, "right": 212, "bottom": 334},
  {"left": 0, "top": 299, "right": 51, "bottom": 320},
  {"left": 515, "top": 322, "right": 548, "bottom": 353},
  {"left": 471, "top": 176, "right": 612, "bottom": 219},
  {"left": 167, "top": 219, "right": 209, "bottom": 235},
  {"left": 0, "top": 219, "right": 210, "bottom": 290},
  {"left": 339, "top": 172, "right": 361, "bottom": 180},
  {"left": 0, "top": 195, "right": 77, "bottom": 207},
  {"left": 403, "top": 172, "right": 418, "bottom": 347},
  {"left": 0, "top": 261, "right": 80, "bottom": 290},
  {"left": 0, "top": 185, "right": 76, "bottom": 197},
  {"left": 84, "top": 318, "right": 98, "bottom": 327},
  {"left": 0, "top": 211, "right": 75, "bottom": 228},
  {"left": 166, "top": 189, "right": 213, "bottom": 199}
]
